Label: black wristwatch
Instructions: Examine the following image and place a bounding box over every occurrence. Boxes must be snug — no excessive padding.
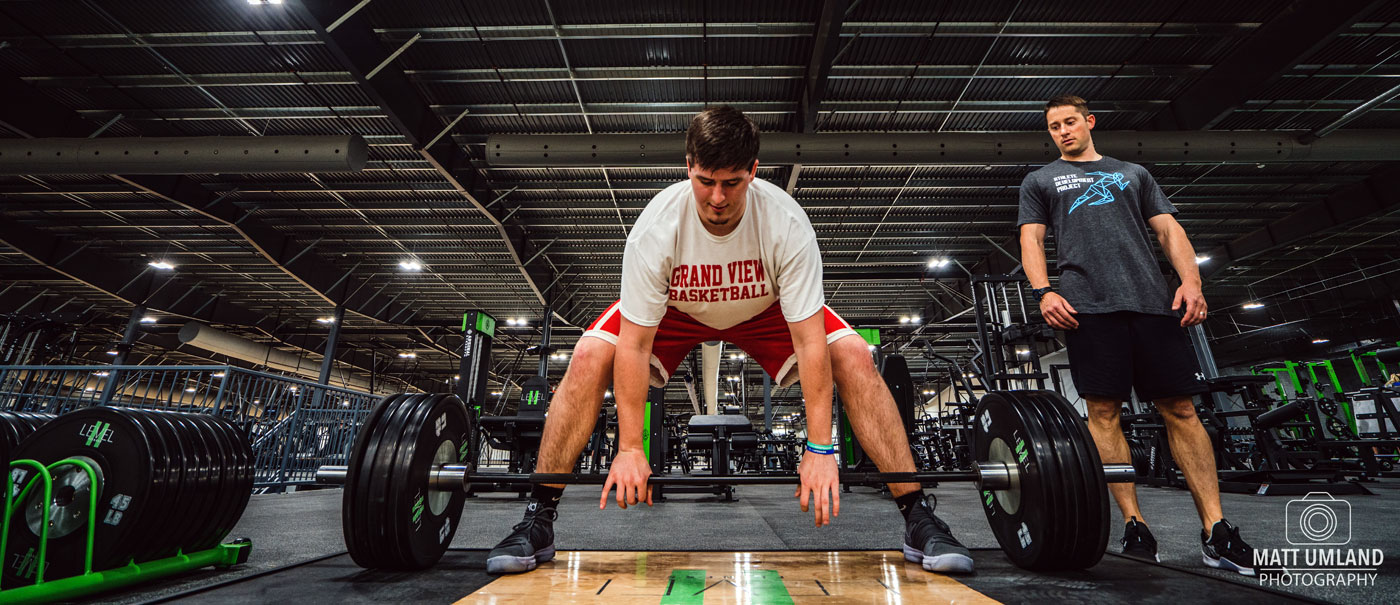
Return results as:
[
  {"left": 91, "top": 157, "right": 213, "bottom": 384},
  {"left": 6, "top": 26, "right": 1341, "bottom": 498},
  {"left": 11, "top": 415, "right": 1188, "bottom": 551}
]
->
[{"left": 1031, "top": 286, "right": 1054, "bottom": 302}]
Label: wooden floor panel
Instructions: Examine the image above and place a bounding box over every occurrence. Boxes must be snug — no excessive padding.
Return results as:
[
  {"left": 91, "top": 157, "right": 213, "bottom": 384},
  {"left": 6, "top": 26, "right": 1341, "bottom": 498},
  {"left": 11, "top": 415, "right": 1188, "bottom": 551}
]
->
[{"left": 458, "top": 551, "right": 999, "bottom": 604}]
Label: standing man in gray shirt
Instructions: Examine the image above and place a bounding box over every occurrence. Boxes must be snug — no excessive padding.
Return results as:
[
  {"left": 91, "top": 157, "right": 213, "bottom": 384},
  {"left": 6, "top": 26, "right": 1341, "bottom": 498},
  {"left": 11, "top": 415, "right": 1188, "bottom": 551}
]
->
[{"left": 1018, "top": 95, "right": 1255, "bottom": 575}]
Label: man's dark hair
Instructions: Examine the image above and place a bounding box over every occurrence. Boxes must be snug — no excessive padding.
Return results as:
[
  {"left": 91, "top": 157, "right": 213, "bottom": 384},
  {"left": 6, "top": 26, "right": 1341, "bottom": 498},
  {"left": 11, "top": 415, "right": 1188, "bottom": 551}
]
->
[
  {"left": 1045, "top": 95, "right": 1090, "bottom": 118},
  {"left": 685, "top": 106, "right": 760, "bottom": 172}
]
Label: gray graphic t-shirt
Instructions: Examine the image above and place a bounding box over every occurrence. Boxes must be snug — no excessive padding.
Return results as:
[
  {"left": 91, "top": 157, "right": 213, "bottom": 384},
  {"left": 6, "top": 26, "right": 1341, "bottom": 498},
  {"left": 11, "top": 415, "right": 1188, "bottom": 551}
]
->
[{"left": 1017, "top": 156, "right": 1177, "bottom": 316}]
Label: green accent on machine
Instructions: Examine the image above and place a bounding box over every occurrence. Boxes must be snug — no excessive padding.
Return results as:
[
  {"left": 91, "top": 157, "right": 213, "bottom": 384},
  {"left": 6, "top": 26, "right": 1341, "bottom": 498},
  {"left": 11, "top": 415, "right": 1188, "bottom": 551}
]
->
[
  {"left": 461, "top": 311, "right": 496, "bottom": 338},
  {"left": 660, "top": 569, "right": 709, "bottom": 604},
  {"left": 643, "top": 398, "right": 653, "bottom": 462},
  {"left": 0, "top": 457, "right": 251, "bottom": 603},
  {"left": 838, "top": 328, "right": 883, "bottom": 465},
  {"left": 853, "top": 328, "right": 880, "bottom": 346}
]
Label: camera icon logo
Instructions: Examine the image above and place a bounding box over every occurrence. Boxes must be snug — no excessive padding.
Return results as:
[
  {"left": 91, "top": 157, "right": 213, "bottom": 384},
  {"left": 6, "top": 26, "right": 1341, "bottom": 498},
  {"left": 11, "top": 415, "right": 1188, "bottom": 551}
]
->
[{"left": 1286, "top": 492, "right": 1351, "bottom": 546}]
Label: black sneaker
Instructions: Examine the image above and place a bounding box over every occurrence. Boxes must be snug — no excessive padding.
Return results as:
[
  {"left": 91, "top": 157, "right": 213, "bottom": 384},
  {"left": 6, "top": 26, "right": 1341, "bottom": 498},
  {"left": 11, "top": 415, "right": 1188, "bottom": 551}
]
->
[
  {"left": 902, "top": 495, "right": 974, "bottom": 573},
  {"left": 486, "top": 500, "right": 558, "bottom": 574},
  {"left": 1202, "top": 519, "right": 1255, "bottom": 576},
  {"left": 1120, "top": 517, "right": 1159, "bottom": 562}
]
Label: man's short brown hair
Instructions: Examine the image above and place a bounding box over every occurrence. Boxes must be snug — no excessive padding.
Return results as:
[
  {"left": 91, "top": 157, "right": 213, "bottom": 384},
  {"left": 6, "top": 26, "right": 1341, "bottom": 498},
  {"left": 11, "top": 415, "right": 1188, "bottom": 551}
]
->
[
  {"left": 1045, "top": 95, "right": 1090, "bottom": 118},
  {"left": 685, "top": 106, "right": 760, "bottom": 172}
]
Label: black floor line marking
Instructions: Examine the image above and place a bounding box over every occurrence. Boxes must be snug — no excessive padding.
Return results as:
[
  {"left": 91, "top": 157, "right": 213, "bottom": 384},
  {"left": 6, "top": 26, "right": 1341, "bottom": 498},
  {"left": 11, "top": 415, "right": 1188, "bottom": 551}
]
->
[
  {"left": 876, "top": 578, "right": 900, "bottom": 595},
  {"left": 694, "top": 580, "right": 725, "bottom": 595},
  {"left": 814, "top": 579, "right": 830, "bottom": 595},
  {"left": 665, "top": 577, "right": 675, "bottom": 596},
  {"left": 596, "top": 578, "right": 612, "bottom": 595}
]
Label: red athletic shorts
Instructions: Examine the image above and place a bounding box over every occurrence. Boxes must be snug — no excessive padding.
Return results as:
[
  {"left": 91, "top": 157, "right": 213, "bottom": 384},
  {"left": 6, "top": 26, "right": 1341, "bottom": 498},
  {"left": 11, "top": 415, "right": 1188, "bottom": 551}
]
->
[{"left": 581, "top": 301, "right": 858, "bottom": 388}]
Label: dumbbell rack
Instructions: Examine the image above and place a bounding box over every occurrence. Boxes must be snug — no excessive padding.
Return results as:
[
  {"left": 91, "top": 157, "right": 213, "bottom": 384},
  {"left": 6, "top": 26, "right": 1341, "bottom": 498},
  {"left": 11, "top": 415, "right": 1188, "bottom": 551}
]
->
[{"left": 0, "top": 458, "right": 251, "bottom": 604}]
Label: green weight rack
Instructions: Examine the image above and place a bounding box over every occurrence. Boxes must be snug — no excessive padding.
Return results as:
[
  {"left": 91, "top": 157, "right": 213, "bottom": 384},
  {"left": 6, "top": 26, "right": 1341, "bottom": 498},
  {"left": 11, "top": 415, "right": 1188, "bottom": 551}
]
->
[{"left": 0, "top": 458, "right": 250, "bottom": 604}]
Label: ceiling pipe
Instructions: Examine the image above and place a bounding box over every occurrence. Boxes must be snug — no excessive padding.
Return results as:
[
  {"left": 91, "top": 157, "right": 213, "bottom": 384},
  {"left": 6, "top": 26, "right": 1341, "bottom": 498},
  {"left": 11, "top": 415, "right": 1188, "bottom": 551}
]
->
[
  {"left": 0, "top": 135, "right": 368, "bottom": 174},
  {"left": 178, "top": 321, "right": 393, "bottom": 394},
  {"left": 486, "top": 130, "right": 1400, "bottom": 167}
]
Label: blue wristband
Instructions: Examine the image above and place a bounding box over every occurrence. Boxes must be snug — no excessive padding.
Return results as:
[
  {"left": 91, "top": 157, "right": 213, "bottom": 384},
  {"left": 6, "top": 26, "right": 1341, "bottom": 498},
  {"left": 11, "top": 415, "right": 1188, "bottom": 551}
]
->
[{"left": 805, "top": 441, "right": 835, "bottom": 455}]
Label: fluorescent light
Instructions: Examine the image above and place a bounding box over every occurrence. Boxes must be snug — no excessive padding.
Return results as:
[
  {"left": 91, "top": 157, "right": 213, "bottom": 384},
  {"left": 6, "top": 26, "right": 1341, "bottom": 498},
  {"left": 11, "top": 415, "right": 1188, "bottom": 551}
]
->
[
  {"left": 93, "top": 371, "right": 110, "bottom": 377},
  {"left": 911, "top": 316, "right": 921, "bottom": 323},
  {"left": 253, "top": 399, "right": 261, "bottom": 404},
  {"left": 317, "top": 317, "right": 336, "bottom": 324},
  {"left": 1312, "top": 338, "right": 1330, "bottom": 344},
  {"left": 212, "top": 372, "right": 225, "bottom": 378},
  {"left": 140, "top": 316, "right": 157, "bottom": 323},
  {"left": 398, "top": 260, "right": 423, "bottom": 271},
  {"left": 1242, "top": 302, "right": 1264, "bottom": 310},
  {"left": 341, "top": 400, "right": 350, "bottom": 407},
  {"left": 84, "top": 387, "right": 95, "bottom": 392},
  {"left": 148, "top": 261, "right": 175, "bottom": 270},
  {"left": 490, "top": 391, "right": 502, "bottom": 396},
  {"left": 927, "top": 258, "right": 951, "bottom": 268},
  {"left": 1195, "top": 255, "right": 1210, "bottom": 264},
  {"left": 900, "top": 316, "right": 910, "bottom": 324},
  {"left": 398, "top": 352, "right": 416, "bottom": 358},
  {"left": 288, "top": 386, "right": 299, "bottom": 392},
  {"left": 106, "top": 350, "right": 119, "bottom": 356},
  {"left": 185, "top": 387, "right": 197, "bottom": 393},
  {"left": 728, "top": 376, "right": 739, "bottom": 382},
  {"left": 1017, "top": 348, "right": 1030, "bottom": 356},
  {"left": 453, "top": 375, "right": 461, "bottom": 380}
]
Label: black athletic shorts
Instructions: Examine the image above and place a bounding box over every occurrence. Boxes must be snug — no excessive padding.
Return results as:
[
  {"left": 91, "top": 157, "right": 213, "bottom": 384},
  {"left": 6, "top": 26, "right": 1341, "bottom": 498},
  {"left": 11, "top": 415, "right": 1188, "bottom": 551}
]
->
[{"left": 1063, "top": 311, "right": 1208, "bottom": 402}]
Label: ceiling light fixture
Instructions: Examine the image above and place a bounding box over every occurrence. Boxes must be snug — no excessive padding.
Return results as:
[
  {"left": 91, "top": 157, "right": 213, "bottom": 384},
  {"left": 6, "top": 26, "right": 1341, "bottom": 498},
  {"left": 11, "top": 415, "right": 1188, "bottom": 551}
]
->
[
  {"left": 148, "top": 261, "right": 175, "bottom": 270},
  {"left": 398, "top": 260, "right": 423, "bottom": 271},
  {"left": 1195, "top": 255, "right": 1210, "bottom": 264},
  {"left": 1242, "top": 302, "right": 1264, "bottom": 310}
]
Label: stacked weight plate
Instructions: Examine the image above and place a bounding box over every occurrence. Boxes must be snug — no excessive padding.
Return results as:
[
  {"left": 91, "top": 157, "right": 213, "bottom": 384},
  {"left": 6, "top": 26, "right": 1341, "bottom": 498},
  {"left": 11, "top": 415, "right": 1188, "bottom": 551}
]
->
[
  {"left": 2, "top": 408, "right": 254, "bottom": 586},
  {"left": 343, "top": 393, "right": 473, "bottom": 569},
  {"left": 0, "top": 411, "right": 58, "bottom": 450},
  {"left": 974, "top": 390, "right": 1111, "bottom": 571}
]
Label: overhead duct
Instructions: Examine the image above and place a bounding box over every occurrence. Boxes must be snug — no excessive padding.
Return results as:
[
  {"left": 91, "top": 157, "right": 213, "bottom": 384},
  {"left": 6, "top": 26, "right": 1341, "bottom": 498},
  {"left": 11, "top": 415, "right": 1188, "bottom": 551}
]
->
[
  {"left": 178, "top": 321, "right": 384, "bottom": 394},
  {"left": 486, "top": 130, "right": 1400, "bottom": 167},
  {"left": 0, "top": 135, "right": 368, "bottom": 175}
]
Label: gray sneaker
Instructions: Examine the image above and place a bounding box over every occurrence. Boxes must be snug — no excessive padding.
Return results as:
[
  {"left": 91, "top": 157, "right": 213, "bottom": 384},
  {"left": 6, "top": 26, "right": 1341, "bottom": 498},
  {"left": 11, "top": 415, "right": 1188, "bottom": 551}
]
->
[
  {"left": 486, "top": 500, "right": 558, "bottom": 574},
  {"left": 902, "top": 495, "right": 975, "bottom": 573}
]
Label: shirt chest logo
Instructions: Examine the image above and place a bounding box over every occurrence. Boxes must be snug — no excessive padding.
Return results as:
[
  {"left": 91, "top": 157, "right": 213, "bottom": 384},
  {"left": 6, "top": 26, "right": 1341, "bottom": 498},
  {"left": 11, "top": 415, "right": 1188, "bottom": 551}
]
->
[
  {"left": 667, "top": 260, "right": 771, "bottom": 303},
  {"left": 1065, "top": 171, "right": 1130, "bottom": 215}
]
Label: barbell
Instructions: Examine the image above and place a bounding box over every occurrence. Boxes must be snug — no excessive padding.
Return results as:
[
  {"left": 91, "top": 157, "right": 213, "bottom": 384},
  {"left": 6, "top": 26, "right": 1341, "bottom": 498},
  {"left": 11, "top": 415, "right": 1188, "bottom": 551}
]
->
[{"left": 317, "top": 389, "right": 1129, "bottom": 572}]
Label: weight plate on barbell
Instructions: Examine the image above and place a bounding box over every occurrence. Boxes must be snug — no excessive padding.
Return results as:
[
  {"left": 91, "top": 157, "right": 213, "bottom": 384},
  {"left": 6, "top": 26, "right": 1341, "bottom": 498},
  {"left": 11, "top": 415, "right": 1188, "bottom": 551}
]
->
[
  {"left": 345, "top": 393, "right": 419, "bottom": 568},
  {"left": 1031, "top": 391, "right": 1109, "bottom": 569},
  {"left": 1018, "top": 391, "right": 1080, "bottom": 568},
  {"left": 974, "top": 391, "right": 1063, "bottom": 571},
  {"left": 179, "top": 412, "right": 226, "bottom": 552},
  {"left": 4, "top": 409, "right": 157, "bottom": 584},
  {"left": 385, "top": 394, "right": 472, "bottom": 569},
  {"left": 211, "top": 413, "right": 255, "bottom": 544},
  {"left": 133, "top": 410, "right": 198, "bottom": 561}
]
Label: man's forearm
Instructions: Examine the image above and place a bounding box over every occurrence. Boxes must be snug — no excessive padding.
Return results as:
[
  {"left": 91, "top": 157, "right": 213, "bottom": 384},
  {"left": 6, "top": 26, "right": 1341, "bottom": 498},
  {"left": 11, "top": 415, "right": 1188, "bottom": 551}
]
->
[
  {"left": 1020, "top": 234, "right": 1051, "bottom": 289},
  {"left": 613, "top": 344, "right": 650, "bottom": 451},
  {"left": 796, "top": 343, "right": 834, "bottom": 445},
  {"left": 1161, "top": 227, "right": 1202, "bottom": 287}
]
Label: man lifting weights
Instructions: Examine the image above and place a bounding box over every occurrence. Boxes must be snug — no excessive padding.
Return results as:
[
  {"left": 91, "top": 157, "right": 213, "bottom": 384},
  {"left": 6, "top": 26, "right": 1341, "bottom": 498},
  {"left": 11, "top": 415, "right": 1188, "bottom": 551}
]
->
[{"left": 486, "top": 106, "right": 973, "bottom": 575}]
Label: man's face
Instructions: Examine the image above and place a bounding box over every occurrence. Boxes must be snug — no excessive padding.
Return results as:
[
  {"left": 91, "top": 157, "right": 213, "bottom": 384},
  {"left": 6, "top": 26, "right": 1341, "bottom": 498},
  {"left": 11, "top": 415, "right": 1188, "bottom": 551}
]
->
[
  {"left": 1045, "top": 105, "right": 1095, "bottom": 157},
  {"left": 688, "top": 160, "right": 757, "bottom": 229}
]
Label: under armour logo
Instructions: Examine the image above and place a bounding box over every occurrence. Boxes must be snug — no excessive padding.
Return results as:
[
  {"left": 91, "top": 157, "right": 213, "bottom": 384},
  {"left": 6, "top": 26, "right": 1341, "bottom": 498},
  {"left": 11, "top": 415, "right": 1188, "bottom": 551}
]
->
[
  {"left": 1195, "top": 372, "right": 1206, "bottom": 381},
  {"left": 1017, "top": 522, "right": 1032, "bottom": 548},
  {"left": 527, "top": 502, "right": 538, "bottom": 512}
]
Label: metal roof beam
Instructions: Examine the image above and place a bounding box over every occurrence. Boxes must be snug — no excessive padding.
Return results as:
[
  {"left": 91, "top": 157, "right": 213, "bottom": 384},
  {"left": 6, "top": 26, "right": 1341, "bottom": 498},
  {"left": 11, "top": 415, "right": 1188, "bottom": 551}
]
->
[
  {"left": 1147, "top": 0, "right": 1380, "bottom": 130},
  {"left": 285, "top": 0, "right": 558, "bottom": 317},
  {"left": 797, "top": 0, "right": 848, "bottom": 133},
  {"left": 0, "top": 222, "right": 269, "bottom": 328},
  {"left": 1201, "top": 164, "right": 1400, "bottom": 280},
  {"left": 0, "top": 74, "right": 426, "bottom": 328}
]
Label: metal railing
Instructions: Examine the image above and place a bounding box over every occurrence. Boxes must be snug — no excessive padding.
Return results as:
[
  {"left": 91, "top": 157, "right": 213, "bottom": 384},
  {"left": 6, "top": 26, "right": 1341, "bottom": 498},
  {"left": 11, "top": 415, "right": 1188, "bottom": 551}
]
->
[{"left": 0, "top": 364, "right": 382, "bottom": 490}]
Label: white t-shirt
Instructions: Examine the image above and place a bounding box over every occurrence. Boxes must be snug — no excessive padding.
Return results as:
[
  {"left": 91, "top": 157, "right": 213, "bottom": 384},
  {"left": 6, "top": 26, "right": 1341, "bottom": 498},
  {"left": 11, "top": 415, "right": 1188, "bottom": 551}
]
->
[{"left": 619, "top": 177, "right": 825, "bottom": 330}]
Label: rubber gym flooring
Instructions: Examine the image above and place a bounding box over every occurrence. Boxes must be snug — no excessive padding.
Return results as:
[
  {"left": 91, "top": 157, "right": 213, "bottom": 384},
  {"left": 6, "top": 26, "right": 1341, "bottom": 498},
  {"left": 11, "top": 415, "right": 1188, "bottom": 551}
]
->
[{"left": 102, "top": 480, "right": 1400, "bottom": 604}]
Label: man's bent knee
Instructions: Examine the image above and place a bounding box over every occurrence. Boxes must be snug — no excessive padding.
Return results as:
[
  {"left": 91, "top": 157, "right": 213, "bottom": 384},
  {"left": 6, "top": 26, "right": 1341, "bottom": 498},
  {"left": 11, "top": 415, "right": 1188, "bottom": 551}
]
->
[{"left": 1085, "top": 399, "right": 1123, "bottom": 425}]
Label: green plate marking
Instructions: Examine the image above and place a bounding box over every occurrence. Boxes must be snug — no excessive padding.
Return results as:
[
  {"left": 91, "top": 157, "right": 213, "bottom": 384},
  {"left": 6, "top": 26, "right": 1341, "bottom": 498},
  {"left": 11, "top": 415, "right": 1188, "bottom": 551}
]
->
[{"left": 661, "top": 569, "right": 707, "bottom": 604}]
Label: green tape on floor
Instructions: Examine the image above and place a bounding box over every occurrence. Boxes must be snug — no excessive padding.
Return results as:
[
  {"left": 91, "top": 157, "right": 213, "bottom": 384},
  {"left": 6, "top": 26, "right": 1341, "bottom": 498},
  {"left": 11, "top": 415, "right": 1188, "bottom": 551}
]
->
[
  {"left": 658, "top": 569, "right": 793, "bottom": 604},
  {"left": 661, "top": 569, "right": 708, "bottom": 604},
  {"left": 747, "top": 569, "right": 794, "bottom": 604}
]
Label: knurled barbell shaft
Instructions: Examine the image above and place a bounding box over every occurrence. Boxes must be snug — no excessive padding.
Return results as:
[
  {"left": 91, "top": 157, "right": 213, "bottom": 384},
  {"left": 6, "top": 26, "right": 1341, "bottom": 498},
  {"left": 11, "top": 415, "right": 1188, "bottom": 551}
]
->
[{"left": 316, "top": 463, "right": 1136, "bottom": 491}]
